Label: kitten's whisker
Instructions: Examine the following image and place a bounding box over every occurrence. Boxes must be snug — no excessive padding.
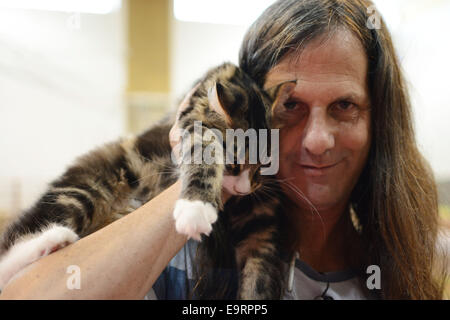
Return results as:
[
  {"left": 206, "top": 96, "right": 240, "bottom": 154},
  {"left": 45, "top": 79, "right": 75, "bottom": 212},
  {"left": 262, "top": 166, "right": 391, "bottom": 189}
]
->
[
  {"left": 282, "top": 181, "right": 320, "bottom": 217},
  {"left": 133, "top": 170, "right": 176, "bottom": 183},
  {"left": 256, "top": 189, "right": 278, "bottom": 203},
  {"left": 275, "top": 180, "right": 326, "bottom": 242},
  {"left": 257, "top": 183, "right": 280, "bottom": 195},
  {"left": 152, "top": 161, "right": 177, "bottom": 170},
  {"left": 252, "top": 192, "right": 264, "bottom": 206},
  {"left": 275, "top": 177, "right": 296, "bottom": 183}
]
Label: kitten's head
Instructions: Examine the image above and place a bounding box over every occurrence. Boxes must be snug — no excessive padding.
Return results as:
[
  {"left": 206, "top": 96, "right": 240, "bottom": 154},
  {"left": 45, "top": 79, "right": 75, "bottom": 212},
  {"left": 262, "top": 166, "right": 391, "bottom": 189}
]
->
[{"left": 204, "top": 63, "right": 296, "bottom": 195}]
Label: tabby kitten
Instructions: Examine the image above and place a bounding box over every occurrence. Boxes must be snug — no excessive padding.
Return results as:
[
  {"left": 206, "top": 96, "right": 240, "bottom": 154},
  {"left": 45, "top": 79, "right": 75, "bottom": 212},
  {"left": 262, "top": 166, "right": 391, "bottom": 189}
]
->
[{"left": 0, "top": 63, "right": 295, "bottom": 299}]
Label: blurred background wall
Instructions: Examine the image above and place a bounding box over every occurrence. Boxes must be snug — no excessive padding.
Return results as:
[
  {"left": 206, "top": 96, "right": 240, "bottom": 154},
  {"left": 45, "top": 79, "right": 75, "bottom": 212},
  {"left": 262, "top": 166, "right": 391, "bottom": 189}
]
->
[
  {"left": 0, "top": 0, "right": 449, "bottom": 227},
  {"left": 0, "top": 0, "right": 127, "bottom": 227}
]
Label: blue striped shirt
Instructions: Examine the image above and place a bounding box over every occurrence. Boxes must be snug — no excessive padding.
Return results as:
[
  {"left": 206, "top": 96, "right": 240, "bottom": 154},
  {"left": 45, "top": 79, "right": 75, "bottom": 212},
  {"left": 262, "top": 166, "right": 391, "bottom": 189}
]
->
[{"left": 145, "top": 240, "right": 377, "bottom": 300}]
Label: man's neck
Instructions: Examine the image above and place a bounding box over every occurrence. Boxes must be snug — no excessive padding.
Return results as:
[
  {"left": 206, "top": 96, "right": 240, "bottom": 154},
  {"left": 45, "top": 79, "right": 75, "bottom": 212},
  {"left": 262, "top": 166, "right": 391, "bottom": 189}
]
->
[{"left": 294, "top": 203, "right": 362, "bottom": 273}]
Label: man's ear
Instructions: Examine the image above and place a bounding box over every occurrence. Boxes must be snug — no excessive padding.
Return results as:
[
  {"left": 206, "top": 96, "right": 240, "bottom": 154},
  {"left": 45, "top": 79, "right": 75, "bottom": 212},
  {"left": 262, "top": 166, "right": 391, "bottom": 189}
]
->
[
  {"left": 267, "top": 80, "right": 297, "bottom": 118},
  {"left": 208, "top": 82, "right": 233, "bottom": 125}
]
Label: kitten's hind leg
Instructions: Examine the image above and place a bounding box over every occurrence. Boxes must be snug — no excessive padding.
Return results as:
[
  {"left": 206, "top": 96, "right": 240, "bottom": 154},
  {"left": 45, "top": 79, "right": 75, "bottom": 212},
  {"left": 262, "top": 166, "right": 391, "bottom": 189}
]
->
[{"left": 0, "top": 224, "right": 78, "bottom": 290}]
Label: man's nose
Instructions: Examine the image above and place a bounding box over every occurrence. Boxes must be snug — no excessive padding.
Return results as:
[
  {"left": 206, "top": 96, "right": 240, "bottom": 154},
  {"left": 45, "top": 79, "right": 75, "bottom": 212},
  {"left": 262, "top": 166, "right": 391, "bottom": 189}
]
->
[{"left": 302, "top": 107, "right": 335, "bottom": 156}]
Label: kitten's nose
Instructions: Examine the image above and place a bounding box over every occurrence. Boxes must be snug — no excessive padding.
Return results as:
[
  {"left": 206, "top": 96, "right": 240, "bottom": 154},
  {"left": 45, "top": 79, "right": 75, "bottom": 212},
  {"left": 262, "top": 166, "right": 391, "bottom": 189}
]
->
[{"left": 234, "top": 169, "right": 251, "bottom": 194}]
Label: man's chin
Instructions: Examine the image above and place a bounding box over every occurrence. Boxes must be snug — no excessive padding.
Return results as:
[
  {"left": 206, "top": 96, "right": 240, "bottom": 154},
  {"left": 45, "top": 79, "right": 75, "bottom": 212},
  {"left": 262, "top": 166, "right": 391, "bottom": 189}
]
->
[{"left": 285, "top": 188, "right": 341, "bottom": 211}]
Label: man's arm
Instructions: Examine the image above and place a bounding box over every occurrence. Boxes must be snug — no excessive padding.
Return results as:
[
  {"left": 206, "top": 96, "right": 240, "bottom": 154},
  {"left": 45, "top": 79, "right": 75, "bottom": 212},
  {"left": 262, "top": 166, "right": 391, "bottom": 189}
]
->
[{"left": 0, "top": 181, "right": 186, "bottom": 300}]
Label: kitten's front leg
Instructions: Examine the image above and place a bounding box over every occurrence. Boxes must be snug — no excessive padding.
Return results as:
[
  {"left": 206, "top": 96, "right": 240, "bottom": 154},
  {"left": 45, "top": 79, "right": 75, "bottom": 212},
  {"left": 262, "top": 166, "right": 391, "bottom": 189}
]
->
[
  {"left": 173, "top": 198, "right": 218, "bottom": 241},
  {"left": 173, "top": 124, "right": 225, "bottom": 241}
]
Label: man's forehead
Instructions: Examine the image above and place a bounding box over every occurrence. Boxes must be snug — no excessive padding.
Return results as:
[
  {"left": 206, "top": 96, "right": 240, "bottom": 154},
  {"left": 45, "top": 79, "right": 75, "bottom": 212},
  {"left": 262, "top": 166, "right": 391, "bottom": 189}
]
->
[{"left": 265, "top": 29, "right": 368, "bottom": 90}]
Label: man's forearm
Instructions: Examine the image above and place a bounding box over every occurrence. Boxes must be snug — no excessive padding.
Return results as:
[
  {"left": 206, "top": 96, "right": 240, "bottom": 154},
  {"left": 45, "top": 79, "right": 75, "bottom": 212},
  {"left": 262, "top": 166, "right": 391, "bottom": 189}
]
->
[{"left": 0, "top": 181, "right": 187, "bottom": 299}]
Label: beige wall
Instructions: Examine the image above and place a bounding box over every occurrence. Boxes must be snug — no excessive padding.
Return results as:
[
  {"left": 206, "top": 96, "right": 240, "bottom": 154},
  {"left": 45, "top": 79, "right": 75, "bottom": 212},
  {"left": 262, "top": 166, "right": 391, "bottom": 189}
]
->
[
  {"left": 126, "top": 0, "right": 171, "bottom": 133},
  {"left": 0, "top": 7, "right": 126, "bottom": 216},
  {"left": 127, "top": 0, "right": 169, "bottom": 93}
]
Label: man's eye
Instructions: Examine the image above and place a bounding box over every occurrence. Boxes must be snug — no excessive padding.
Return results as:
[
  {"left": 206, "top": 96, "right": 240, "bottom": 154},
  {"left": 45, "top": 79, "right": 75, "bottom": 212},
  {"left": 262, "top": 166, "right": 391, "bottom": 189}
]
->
[
  {"left": 335, "top": 101, "right": 354, "bottom": 110},
  {"left": 331, "top": 101, "right": 361, "bottom": 122}
]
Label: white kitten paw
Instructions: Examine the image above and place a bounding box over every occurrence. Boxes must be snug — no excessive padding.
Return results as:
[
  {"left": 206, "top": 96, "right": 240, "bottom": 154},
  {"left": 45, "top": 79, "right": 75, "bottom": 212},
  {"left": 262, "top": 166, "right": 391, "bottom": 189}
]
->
[
  {"left": 35, "top": 224, "right": 79, "bottom": 257},
  {"left": 173, "top": 199, "right": 218, "bottom": 241},
  {"left": 0, "top": 224, "right": 79, "bottom": 290}
]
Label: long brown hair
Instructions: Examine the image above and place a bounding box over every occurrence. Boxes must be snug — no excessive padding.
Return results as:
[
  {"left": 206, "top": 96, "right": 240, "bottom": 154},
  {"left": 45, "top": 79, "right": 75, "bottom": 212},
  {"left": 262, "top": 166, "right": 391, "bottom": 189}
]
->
[{"left": 239, "top": 0, "right": 447, "bottom": 299}]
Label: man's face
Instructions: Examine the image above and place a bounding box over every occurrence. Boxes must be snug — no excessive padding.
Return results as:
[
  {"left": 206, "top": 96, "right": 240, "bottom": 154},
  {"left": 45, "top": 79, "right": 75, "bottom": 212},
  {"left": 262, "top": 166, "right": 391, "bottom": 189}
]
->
[{"left": 265, "top": 29, "right": 372, "bottom": 213}]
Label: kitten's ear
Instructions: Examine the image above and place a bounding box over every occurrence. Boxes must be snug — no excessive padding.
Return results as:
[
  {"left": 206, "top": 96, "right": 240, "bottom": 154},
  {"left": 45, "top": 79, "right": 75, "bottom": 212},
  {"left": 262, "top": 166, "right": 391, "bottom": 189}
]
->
[
  {"left": 267, "top": 80, "right": 297, "bottom": 118},
  {"left": 267, "top": 80, "right": 297, "bottom": 107},
  {"left": 208, "top": 82, "right": 233, "bottom": 125}
]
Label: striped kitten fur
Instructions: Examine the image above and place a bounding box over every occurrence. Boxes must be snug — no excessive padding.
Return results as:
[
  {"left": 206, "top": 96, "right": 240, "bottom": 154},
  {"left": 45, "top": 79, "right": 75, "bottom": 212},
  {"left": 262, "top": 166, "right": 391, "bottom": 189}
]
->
[{"left": 0, "top": 62, "right": 295, "bottom": 299}]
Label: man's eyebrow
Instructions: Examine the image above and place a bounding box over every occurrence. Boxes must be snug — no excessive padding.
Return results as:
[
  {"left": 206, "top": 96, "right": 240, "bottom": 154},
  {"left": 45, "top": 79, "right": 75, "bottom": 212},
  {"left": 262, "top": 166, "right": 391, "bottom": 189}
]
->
[
  {"left": 332, "top": 93, "right": 366, "bottom": 102},
  {"left": 287, "top": 91, "right": 369, "bottom": 106}
]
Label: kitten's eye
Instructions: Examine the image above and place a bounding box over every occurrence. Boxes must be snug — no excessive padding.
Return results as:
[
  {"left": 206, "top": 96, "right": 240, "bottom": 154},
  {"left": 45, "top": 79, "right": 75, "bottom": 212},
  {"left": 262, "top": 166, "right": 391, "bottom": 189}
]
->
[
  {"left": 284, "top": 101, "right": 298, "bottom": 110},
  {"left": 226, "top": 164, "right": 240, "bottom": 176},
  {"left": 232, "top": 166, "right": 240, "bottom": 176}
]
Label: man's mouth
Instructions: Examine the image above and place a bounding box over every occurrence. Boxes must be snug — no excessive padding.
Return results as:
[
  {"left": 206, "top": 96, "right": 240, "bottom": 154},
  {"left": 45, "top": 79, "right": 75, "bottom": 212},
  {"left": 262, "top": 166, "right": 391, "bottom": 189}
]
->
[
  {"left": 301, "top": 163, "right": 337, "bottom": 169},
  {"left": 298, "top": 161, "right": 341, "bottom": 177}
]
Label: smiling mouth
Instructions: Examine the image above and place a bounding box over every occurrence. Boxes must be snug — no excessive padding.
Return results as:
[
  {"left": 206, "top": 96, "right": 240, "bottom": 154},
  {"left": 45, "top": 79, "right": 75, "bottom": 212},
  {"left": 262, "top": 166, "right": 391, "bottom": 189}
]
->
[
  {"left": 298, "top": 161, "right": 341, "bottom": 176},
  {"left": 301, "top": 164, "right": 337, "bottom": 169}
]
